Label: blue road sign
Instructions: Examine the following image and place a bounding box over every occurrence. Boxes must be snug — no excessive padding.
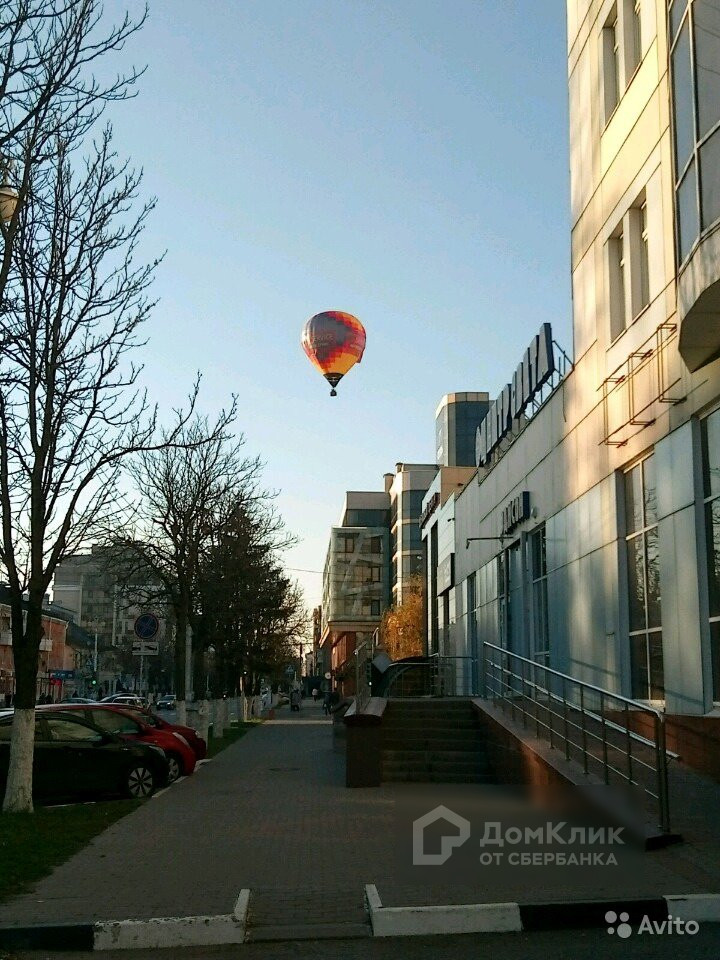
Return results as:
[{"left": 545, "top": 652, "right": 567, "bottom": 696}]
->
[{"left": 134, "top": 613, "right": 159, "bottom": 641}]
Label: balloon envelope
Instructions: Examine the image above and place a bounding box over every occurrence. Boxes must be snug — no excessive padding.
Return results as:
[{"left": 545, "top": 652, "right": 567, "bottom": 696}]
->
[{"left": 301, "top": 311, "right": 366, "bottom": 395}]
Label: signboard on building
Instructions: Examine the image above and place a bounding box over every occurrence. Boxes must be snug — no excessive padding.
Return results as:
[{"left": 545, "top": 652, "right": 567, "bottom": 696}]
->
[
  {"left": 419, "top": 492, "right": 441, "bottom": 529},
  {"left": 437, "top": 553, "right": 455, "bottom": 594},
  {"left": 50, "top": 669, "right": 74, "bottom": 680},
  {"left": 476, "top": 323, "right": 555, "bottom": 467},
  {"left": 501, "top": 491, "right": 531, "bottom": 536}
]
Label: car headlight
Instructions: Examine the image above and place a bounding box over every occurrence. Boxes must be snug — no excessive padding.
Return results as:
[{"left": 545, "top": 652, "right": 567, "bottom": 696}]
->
[{"left": 193, "top": 730, "right": 200, "bottom": 737}]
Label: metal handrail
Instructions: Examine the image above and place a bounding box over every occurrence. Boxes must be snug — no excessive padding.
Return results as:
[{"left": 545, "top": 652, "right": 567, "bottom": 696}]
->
[
  {"left": 385, "top": 654, "right": 476, "bottom": 698},
  {"left": 483, "top": 641, "right": 671, "bottom": 833}
]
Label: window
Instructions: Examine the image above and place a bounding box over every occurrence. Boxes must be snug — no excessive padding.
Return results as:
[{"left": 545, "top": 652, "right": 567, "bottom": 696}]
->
[
  {"left": 639, "top": 201, "right": 650, "bottom": 309},
  {"left": 47, "top": 717, "right": 103, "bottom": 742},
  {"left": 603, "top": 6, "right": 621, "bottom": 119},
  {"left": 609, "top": 228, "right": 626, "bottom": 340},
  {"left": 531, "top": 526, "right": 550, "bottom": 665},
  {"left": 670, "top": 0, "right": 720, "bottom": 262},
  {"left": 700, "top": 408, "right": 720, "bottom": 700},
  {"left": 91, "top": 710, "right": 141, "bottom": 735},
  {"left": 608, "top": 192, "right": 651, "bottom": 339},
  {"left": 624, "top": 454, "right": 664, "bottom": 700},
  {"left": 627, "top": 0, "right": 643, "bottom": 76}
]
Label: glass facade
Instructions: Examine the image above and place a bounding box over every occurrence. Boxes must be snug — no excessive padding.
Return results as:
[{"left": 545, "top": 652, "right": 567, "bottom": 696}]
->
[
  {"left": 669, "top": 0, "right": 720, "bottom": 263},
  {"left": 531, "top": 525, "right": 549, "bottom": 665},
  {"left": 322, "top": 527, "right": 390, "bottom": 627},
  {"left": 435, "top": 398, "right": 490, "bottom": 467},
  {"left": 624, "top": 454, "right": 664, "bottom": 700},
  {"left": 700, "top": 409, "right": 720, "bottom": 699}
]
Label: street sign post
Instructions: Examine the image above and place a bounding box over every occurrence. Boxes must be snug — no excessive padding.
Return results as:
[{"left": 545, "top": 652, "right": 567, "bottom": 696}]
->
[{"left": 133, "top": 614, "right": 159, "bottom": 694}]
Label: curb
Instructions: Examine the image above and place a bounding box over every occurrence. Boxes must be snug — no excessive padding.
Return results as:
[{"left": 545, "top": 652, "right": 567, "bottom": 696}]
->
[
  {"left": 2, "top": 889, "right": 720, "bottom": 949},
  {"left": 364, "top": 886, "right": 720, "bottom": 937},
  {"left": 0, "top": 891, "right": 250, "bottom": 952}
]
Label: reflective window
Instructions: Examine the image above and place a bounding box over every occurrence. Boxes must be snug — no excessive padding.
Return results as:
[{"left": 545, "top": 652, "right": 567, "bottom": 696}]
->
[
  {"left": 694, "top": 0, "right": 720, "bottom": 138},
  {"left": 677, "top": 161, "right": 700, "bottom": 261},
  {"left": 701, "top": 408, "right": 720, "bottom": 701},
  {"left": 47, "top": 718, "right": 103, "bottom": 742},
  {"left": 624, "top": 454, "right": 664, "bottom": 700},
  {"left": 700, "top": 129, "right": 720, "bottom": 230},
  {"left": 671, "top": 21, "right": 694, "bottom": 173},
  {"left": 670, "top": 0, "right": 689, "bottom": 39},
  {"left": 670, "top": 1, "right": 720, "bottom": 260},
  {"left": 91, "top": 710, "right": 141, "bottom": 734}
]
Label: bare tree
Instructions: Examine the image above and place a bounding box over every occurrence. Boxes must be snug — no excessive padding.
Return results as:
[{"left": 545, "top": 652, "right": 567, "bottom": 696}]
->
[
  {"left": 0, "top": 3, "right": 198, "bottom": 813},
  {"left": 112, "top": 414, "right": 266, "bottom": 719}
]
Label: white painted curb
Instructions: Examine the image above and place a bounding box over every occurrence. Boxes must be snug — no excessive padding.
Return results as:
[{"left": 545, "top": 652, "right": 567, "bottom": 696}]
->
[
  {"left": 93, "top": 891, "right": 250, "bottom": 950},
  {"left": 364, "top": 885, "right": 522, "bottom": 937},
  {"left": 664, "top": 894, "right": 720, "bottom": 922}
]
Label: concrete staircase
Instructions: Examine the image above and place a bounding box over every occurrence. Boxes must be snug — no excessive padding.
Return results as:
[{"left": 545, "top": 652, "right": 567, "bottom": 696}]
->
[{"left": 382, "top": 699, "right": 494, "bottom": 783}]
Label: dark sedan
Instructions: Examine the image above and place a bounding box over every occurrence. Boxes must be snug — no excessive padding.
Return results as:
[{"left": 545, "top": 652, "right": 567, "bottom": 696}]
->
[{"left": 0, "top": 709, "right": 169, "bottom": 801}]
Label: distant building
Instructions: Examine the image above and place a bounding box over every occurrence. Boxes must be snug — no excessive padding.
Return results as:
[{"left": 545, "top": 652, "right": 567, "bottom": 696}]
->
[
  {"left": 53, "top": 544, "right": 167, "bottom": 694},
  {"left": 435, "top": 393, "right": 490, "bottom": 468},
  {"left": 321, "top": 492, "right": 391, "bottom": 695},
  {"left": 386, "top": 463, "right": 438, "bottom": 605},
  {"left": 0, "top": 587, "right": 75, "bottom": 703}
]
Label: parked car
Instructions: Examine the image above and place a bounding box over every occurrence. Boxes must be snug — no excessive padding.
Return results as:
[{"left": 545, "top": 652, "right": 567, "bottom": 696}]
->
[
  {"left": 156, "top": 695, "right": 176, "bottom": 711},
  {"left": 42, "top": 704, "right": 196, "bottom": 782},
  {"left": 132, "top": 709, "right": 206, "bottom": 760},
  {"left": 101, "top": 694, "right": 147, "bottom": 708},
  {"left": 60, "top": 696, "right": 96, "bottom": 704},
  {"left": 0, "top": 709, "right": 169, "bottom": 801}
]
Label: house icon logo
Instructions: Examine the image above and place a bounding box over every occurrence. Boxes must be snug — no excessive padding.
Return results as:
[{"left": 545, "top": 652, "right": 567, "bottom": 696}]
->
[{"left": 412, "top": 805, "right": 471, "bottom": 865}]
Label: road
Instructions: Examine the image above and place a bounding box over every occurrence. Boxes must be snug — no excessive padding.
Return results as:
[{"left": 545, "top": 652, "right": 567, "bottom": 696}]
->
[{"left": 12, "top": 925, "right": 720, "bottom": 960}]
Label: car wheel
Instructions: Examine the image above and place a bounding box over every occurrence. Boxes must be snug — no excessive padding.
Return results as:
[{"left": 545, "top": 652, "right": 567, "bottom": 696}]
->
[
  {"left": 126, "top": 765, "right": 155, "bottom": 798},
  {"left": 166, "top": 754, "right": 182, "bottom": 783}
]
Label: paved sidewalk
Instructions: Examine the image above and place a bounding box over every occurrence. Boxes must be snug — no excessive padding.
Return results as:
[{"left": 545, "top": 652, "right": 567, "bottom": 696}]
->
[{"left": 2, "top": 698, "right": 720, "bottom": 931}]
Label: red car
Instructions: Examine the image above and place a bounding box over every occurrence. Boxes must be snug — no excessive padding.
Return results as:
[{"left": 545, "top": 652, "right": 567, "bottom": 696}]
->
[
  {"left": 135, "top": 710, "right": 207, "bottom": 760},
  {"left": 43, "top": 704, "right": 196, "bottom": 783}
]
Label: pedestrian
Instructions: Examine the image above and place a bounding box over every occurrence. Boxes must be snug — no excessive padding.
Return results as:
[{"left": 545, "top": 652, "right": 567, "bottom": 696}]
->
[
  {"left": 323, "top": 691, "right": 331, "bottom": 716},
  {"left": 312, "top": 687, "right": 319, "bottom": 702}
]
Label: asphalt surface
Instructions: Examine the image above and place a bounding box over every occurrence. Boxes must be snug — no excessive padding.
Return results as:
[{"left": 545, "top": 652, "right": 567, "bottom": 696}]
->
[
  {"left": 3, "top": 698, "right": 720, "bottom": 932},
  {"left": 10, "top": 925, "right": 720, "bottom": 960}
]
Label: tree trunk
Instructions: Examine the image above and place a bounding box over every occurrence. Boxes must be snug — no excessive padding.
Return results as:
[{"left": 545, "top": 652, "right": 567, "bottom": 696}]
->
[
  {"left": 174, "top": 612, "right": 186, "bottom": 704},
  {"left": 3, "top": 593, "right": 43, "bottom": 812}
]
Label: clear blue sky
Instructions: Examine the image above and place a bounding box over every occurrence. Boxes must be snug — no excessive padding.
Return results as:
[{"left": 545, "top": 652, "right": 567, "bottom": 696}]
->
[{"left": 113, "top": 0, "right": 571, "bottom": 609}]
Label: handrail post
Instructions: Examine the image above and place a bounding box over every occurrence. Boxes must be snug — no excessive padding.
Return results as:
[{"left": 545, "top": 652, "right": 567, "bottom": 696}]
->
[
  {"left": 625, "top": 704, "right": 633, "bottom": 788},
  {"left": 534, "top": 660, "right": 539, "bottom": 737},
  {"left": 580, "top": 685, "right": 588, "bottom": 774},
  {"left": 563, "top": 675, "right": 569, "bottom": 761},
  {"left": 601, "top": 691, "right": 609, "bottom": 785},
  {"left": 656, "top": 712, "right": 670, "bottom": 833},
  {"left": 521, "top": 656, "right": 527, "bottom": 728}
]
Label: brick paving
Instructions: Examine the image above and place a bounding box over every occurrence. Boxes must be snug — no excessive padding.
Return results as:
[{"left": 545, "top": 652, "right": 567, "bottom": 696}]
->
[{"left": 2, "top": 697, "right": 720, "bottom": 931}]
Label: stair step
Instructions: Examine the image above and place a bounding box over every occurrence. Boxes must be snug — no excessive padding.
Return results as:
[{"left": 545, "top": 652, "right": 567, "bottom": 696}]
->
[
  {"left": 383, "top": 771, "right": 495, "bottom": 783},
  {"left": 383, "top": 749, "right": 488, "bottom": 763},
  {"left": 383, "top": 734, "right": 481, "bottom": 748}
]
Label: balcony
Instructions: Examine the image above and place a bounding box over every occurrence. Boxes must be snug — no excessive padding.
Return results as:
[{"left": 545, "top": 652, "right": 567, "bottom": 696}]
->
[{"left": 678, "top": 228, "right": 720, "bottom": 372}]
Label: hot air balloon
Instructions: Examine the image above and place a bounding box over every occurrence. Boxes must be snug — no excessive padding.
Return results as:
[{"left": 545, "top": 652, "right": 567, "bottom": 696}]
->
[{"left": 301, "top": 310, "right": 366, "bottom": 396}]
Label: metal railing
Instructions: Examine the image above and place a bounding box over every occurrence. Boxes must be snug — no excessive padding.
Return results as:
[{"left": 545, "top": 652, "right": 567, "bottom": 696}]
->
[
  {"left": 483, "top": 642, "right": 671, "bottom": 833},
  {"left": 385, "top": 655, "right": 477, "bottom": 699}
]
